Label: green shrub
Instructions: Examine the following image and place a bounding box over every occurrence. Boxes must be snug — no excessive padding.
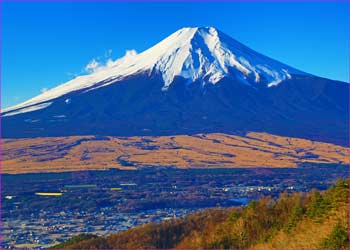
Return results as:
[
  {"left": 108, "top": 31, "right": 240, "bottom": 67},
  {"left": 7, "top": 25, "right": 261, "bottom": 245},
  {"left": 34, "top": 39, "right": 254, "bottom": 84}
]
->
[
  {"left": 321, "top": 221, "right": 349, "bottom": 250},
  {"left": 51, "top": 233, "right": 98, "bottom": 249}
]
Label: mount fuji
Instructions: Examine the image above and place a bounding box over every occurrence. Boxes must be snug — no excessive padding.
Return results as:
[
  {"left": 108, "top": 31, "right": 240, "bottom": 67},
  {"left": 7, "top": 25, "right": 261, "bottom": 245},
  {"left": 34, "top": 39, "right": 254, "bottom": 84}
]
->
[{"left": 2, "top": 27, "right": 348, "bottom": 145}]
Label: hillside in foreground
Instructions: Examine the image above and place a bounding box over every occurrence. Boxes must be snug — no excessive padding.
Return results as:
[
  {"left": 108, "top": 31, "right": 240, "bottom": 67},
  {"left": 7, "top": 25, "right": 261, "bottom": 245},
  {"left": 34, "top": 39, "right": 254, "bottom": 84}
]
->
[
  {"left": 53, "top": 179, "right": 350, "bottom": 250},
  {"left": 3, "top": 132, "right": 349, "bottom": 174}
]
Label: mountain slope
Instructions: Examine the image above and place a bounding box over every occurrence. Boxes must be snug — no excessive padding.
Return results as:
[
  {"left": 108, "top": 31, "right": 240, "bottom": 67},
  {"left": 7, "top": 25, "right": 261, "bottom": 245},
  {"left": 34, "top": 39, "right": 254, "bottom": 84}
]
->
[
  {"left": 52, "top": 179, "right": 350, "bottom": 250},
  {"left": 2, "top": 27, "right": 306, "bottom": 114},
  {"left": 2, "top": 27, "right": 348, "bottom": 146},
  {"left": 3, "top": 132, "right": 349, "bottom": 174}
]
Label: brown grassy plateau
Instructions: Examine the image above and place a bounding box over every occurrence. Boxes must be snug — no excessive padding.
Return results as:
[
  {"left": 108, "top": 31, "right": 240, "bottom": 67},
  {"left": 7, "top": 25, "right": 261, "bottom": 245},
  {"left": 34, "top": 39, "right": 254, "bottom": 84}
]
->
[{"left": 2, "top": 132, "right": 349, "bottom": 174}]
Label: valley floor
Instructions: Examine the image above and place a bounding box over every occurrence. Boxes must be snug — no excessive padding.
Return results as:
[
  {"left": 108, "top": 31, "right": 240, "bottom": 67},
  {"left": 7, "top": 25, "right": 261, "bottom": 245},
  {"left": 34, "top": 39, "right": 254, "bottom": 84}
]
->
[
  {"left": 2, "top": 166, "right": 348, "bottom": 248},
  {"left": 53, "top": 179, "right": 350, "bottom": 250}
]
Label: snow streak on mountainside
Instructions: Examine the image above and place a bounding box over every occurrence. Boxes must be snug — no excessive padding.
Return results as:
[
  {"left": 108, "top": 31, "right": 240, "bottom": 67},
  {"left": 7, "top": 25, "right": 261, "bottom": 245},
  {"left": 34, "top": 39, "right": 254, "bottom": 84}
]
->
[{"left": 3, "top": 27, "right": 307, "bottom": 116}]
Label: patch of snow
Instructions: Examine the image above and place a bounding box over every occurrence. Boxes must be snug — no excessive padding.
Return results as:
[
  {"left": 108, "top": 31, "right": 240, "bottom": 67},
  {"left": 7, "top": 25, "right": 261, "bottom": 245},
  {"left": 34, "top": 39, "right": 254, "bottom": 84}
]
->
[
  {"left": 24, "top": 119, "right": 40, "bottom": 123},
  {"left": 3, "top": 102, "right": 52, "bottom": 117},
  {"left": 53, "top": 115, "right": 66, "bottom": 118}
]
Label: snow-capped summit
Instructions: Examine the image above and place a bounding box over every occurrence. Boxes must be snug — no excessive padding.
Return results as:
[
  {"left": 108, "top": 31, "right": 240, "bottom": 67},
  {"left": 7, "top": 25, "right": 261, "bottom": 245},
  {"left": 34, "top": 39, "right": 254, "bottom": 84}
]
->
[
  {"left": 142, "top": 26, "right": 306, "bottom": 89},
  {"left": 4, "top": 26, "right": 307, "bottom": 115},
  {"left": 3, "top": 27, "right": 347, "bottom": 146}
]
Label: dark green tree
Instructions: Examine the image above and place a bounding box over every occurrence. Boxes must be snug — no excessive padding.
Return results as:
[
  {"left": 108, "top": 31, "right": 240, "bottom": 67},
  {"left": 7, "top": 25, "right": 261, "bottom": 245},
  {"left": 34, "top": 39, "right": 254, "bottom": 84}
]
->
[{"left": 321, "top": 221, "right": 349, "bottom": 250}]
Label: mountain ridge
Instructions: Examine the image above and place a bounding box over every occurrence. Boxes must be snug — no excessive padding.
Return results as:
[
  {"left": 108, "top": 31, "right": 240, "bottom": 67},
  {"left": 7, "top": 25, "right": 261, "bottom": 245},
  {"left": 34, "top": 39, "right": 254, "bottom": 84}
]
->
[
  {"left": 2, "top": 27, "right": 348, "bottom": 146},
  {"left": 3, "top": 26, "right": 308, "bottom": 116}
]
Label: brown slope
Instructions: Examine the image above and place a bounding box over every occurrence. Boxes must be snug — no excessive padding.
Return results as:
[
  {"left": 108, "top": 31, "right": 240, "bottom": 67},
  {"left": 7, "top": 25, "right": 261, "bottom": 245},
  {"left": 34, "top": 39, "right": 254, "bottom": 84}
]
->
[{"left": 2, "top": 132, "right": 349, "bottom": 174}]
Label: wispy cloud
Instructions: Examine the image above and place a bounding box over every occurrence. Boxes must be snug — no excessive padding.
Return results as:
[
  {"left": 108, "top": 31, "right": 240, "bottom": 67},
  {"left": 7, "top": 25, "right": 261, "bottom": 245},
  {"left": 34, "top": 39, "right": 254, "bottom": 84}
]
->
[
  {"left": 124, "top": 49, "right": 137, "bottom": 57},
  {"left": 40, "top": 87, "right": 49, "bottom": 93},
  {"left": 104, "top": 49, "right": 113, "bottom": 58},
  {"left": 66, "top": 72, "right": 79, "bottom": 78},
  {"left": 83, "top": 49, "right": 113, "bottom": 73},
  {"left": 83, "top": 49, "right": 137, "bottom": 74},
  {"left": 35, "top": 49, "right": 138, "bottom": 99},
  {"left": 84, "top": 59, "right": 101, "bottom": 73}
]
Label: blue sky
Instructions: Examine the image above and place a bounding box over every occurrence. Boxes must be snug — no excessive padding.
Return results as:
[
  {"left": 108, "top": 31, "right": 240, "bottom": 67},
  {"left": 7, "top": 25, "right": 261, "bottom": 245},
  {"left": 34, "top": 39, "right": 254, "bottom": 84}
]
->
[{"left": 2, "top": 2, "right": 349, "bottom": 108}]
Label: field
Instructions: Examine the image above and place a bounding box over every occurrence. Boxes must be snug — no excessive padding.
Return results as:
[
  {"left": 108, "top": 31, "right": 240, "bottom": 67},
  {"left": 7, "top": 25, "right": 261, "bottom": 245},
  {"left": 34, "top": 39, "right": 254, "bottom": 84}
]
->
[{"left": 2, "top": 132, "right": 349, "bottom": 174}]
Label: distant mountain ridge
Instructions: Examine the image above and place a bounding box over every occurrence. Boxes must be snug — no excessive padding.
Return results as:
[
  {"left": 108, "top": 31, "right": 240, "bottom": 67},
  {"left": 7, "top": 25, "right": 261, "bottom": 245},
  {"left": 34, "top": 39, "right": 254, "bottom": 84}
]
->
[{"left": 2, "top": 27, "right": 348, "bottom": 146}]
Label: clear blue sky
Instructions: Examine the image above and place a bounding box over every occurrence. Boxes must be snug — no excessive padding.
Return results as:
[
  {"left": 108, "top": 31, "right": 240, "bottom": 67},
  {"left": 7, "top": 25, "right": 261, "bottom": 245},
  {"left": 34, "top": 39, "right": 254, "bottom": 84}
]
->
[{"left": 2, "top": 2, "right": 349, "bottom": 108}]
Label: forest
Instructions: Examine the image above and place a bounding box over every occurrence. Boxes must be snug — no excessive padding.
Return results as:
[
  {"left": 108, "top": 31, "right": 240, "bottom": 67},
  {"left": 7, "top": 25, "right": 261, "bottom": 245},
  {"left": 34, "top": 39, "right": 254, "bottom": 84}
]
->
[{"left": 52, "top": 179, "right": 349, "bottom": 249}]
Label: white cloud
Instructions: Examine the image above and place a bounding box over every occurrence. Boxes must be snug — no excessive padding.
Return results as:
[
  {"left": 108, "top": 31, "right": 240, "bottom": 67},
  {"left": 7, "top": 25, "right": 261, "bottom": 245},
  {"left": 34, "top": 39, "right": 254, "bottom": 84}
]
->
[
  {"left": 66, "top": 72, "right": 79, "bottom": 78},
  {"left": 125, "top": 49, "right": 137, "bottom": 57},
  {"left": 83, "top": 49, "right": 138, "bottom": 74},
  {"left": 106, "top": 49, "right": 138, "bottom": 68},
  {"left": 84, "top": 59, "right": 101, "bottom": 73},
  {"left": 33, "top": 49, "right": 138, "bottom": 99},
  {"left": 40, "top": 87, "right": 49, "bottom": 93},
  {"left": 104, "top": 49, "right": 113, "bottom": 58},
  {"left": 106, "top": 59, "right": 114, "bottom": 67}
]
